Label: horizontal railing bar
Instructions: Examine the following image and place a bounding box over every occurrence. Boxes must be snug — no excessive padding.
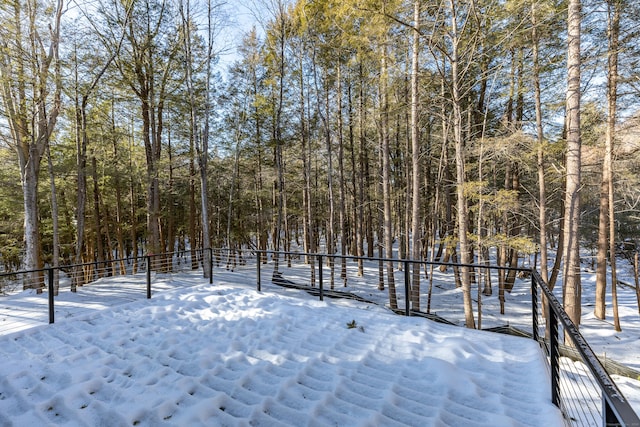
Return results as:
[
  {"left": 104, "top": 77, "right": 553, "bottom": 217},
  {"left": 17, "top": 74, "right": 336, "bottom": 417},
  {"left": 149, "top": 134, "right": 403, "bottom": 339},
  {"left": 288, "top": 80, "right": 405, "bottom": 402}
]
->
[
  {"left": 252, "top": 249, "right": 530, "bottom": 273},
  {"left": 532, "top": 270, "right": 640, "bottom": 426}
]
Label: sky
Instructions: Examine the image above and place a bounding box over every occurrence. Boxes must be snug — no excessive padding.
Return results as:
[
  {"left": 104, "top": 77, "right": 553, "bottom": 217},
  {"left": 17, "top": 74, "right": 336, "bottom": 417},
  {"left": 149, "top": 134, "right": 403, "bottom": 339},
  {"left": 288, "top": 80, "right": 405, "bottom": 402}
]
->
[
  {"left": 217, "top": 1, "right": 265, "bottom": 70},
  {"left": 1, "top": 259, "right": 639, "bottom": 426}
]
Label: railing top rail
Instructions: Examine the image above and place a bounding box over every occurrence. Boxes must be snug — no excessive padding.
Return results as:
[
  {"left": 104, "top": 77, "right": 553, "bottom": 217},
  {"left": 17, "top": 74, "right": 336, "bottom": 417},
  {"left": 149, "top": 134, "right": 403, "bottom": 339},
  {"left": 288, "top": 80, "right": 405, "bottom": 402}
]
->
[
  {"left": 254, "top": 249, "right": 530, "bottom": 273},
  {"left": 532, "top": 270, "right": 640, "bottom": 426},
  {"left": 0, "top": 250, "right": 200, "bottom": 280}
]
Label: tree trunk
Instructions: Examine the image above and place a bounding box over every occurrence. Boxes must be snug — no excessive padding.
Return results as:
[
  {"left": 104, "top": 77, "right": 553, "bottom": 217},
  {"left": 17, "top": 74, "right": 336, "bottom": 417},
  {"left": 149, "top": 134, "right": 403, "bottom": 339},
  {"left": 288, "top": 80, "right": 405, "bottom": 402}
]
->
[
  {"left": 91, "top": 157, "right": 105, "bottom": 277},
  {"left": 381, "top": 44, "right": 398, "bottom": 309},
  {"left": 46, "top": 144, "right": 60, "bottom": 295},
  {"left": 298, "top": 47, "right": 316, "bottom": 285},
  {"left": 111, "top": 102, "right": 127, "bottom": 275},
  {"left": 337, "top": 65, "right": 348, "bottom": 287},
  {"left": 562, "top": 0, "right": 583, "bottom": 328},
  {"left": 607, "top": 0, "right": 621, "bottom": 332},
  {"left": 449, "top": 0, "right": 475, "bottom": 328},
  {"left": 532, "top": 0, "right": 548, "bottom": 286},
  {"left": 410, "top": 0, "right": 422, "bottom": 311},
  {"left": 1, "top": 0, "right": 63, "bottom": 291}
]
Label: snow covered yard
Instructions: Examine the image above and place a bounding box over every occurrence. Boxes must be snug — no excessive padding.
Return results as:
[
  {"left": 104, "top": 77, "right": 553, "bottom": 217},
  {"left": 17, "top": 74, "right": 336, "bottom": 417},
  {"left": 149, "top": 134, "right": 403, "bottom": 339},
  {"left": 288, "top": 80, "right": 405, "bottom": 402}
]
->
[{"left": 0, "top": 272, "right": 564, "bottom": 426}]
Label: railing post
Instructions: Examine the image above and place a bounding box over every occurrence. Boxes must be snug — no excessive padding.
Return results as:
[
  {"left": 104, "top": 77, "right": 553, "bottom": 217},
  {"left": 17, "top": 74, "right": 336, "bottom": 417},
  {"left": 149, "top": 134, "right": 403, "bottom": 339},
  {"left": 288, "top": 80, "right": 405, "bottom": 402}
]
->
[
  {"left": 603, "top": 398, "right": 618, "bottom": 427},
  {"left": 531, "top": 273, "right": 539, "bottom": 343},
  {"left": 48, "top": 268, "right": 54, "bottom": 324},
  {"left": 549, "top": 302, "right": 560, "bottom": 408},
  {"left": 318, "top": 254, "right": 324, "bottom": 301},
  {"left": 404, "top": 260, "right": 410, "bottom": 316},
  {"left": 256, "top": 251, "right": 261, "bottom": 292},
  {"left": 146, "top": 256, "right": 151, "bottom": 299},
  {"left": 208, "top": 248, "right": 213, "bottom": 284}
]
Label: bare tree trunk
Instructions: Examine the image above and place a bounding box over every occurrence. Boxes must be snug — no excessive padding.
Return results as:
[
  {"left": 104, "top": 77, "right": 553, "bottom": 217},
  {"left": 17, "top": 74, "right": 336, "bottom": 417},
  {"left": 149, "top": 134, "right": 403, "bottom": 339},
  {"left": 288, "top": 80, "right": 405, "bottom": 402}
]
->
[
  {"left": 197, "top": 0, "right": 219, "bottom": 273},
  {"left": 358, "top": 63, "right": 368, "bottom": 271},
  {"left": 347, "top": 78, "right": 359, "bottom": 278},
  {"left": 381, "top": 44, "right": 398, "bottom": 309},
  {"left": 111, "top": 101, "right": 127, "bottom": 275},
  {"left": 166, "top": 129, "right": 176, "bottom": 271},
  {"left": 46, "top": 143, "right": 60, "bottom": 295},
  {"left": 607, "top": 0, "right": 621, "bottom": 332},
  {"left": 562, "top": 0, "right": 583, "bottom": 328},
  {"left": 91, "top": 157, "right": 105, "bottom": 277},
  {"left": 73, "top": 51, "right": 87, "bottom": 292},
  {"left": 72, "top": 2, "right": 131, "bottom": 287},
  {"left": 128, "top": 124, "right": 139, "bottom": 274},
  {"left": 1, "top": 0, "right": 63, "bottom": 291},
  {"left": 271, "top": 2, "right": 288, "bottom": 275},
  {"left": 532, "top": 0, "right": 548, "bottom": 285},
  {"left": 410, "top": 0, "right": 422, "bottom": 311},
  {"left": 322, "top": 75, "right": 335, "bottom": 289},
  {"left": 337, "top": 65, "right": 348, "bottom": 287},
  {"left": 449, "top": 0, "right": 475, "bottom": 328},
  {"left": 297, "top": 46, "right": 315, "bottom": 284}
]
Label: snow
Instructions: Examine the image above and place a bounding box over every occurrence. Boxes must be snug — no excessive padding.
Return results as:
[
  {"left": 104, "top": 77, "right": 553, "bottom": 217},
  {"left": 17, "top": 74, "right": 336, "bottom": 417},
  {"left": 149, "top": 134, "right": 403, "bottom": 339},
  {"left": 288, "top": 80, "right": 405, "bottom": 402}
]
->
[
  {"left": 3, "top": 252, "right": 640, "bottom": 427},
  {"left": 0, "top": 269, "right": 567, "bottom": 426}
]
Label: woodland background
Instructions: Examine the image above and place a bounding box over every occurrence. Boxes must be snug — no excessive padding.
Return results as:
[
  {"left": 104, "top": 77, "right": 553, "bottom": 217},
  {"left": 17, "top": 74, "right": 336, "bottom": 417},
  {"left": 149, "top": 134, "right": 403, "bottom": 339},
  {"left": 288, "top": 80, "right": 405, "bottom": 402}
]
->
[{"left": 1, "top": 0, "right": 640, "bottom": 329}]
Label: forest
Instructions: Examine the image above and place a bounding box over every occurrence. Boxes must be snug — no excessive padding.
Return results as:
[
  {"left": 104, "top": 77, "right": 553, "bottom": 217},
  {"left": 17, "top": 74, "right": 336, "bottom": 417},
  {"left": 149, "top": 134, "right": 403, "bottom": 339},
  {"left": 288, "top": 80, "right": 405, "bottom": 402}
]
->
[{"left": 1, "top": 0, "right": 640, "bottom": 329}]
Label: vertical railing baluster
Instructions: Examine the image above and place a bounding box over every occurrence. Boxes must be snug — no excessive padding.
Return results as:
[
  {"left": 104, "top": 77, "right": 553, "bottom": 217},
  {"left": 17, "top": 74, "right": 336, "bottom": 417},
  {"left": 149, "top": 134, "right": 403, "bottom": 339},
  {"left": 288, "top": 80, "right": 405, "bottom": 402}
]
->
[
  {"left": 549, "top": 302, "right": 560, "bottom": 408},
  {"left": 256, "top": 251, "right": 261, "bottom": 292},
  {"left": 404, "top": 260, "right": 410, "bottom": 316},
  {"left": 532, "top": 273, "right": 539, "bottom": 343},
  {"left": 208, "top": 248, "right": 213, "bottom": 284},
  {"left": 318, "top": 254, "right": 323, "bottom": 301},
  {"left": 146, "top": 256, "right": 151, "bottom": 299},
  {"left": 48, "top": 268, "right": 54, "bottom": 324}
]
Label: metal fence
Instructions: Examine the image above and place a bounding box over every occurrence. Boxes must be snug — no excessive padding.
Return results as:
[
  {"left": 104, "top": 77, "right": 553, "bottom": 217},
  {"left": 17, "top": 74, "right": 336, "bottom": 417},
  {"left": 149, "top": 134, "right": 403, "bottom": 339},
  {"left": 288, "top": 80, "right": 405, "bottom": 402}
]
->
[
  {"left": 253, "top": 250, "right": 640, "bottom": 427},
  {"left": 1, "top": 248, "right": 639, "bottom": 426},
  {"left": 531, "top": 270, "right": 640, "bottom": 427},
  {"left": 0, "top": 249, "right": 218, "bottom": 324}
]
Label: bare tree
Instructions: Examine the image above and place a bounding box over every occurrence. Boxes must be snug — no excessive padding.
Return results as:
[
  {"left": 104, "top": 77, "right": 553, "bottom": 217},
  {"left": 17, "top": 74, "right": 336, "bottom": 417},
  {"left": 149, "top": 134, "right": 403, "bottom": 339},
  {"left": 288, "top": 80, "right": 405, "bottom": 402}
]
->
[
  {"left": 595, "top": 0, "right": 622, "bottom": 331},
  {"left": 448, "top": 0, "right": 475, "bottom": 328},
  {"left": 562, "top": 0, "right": 583, "bottom": 327},
  {"left": 0, "top": 0, "right": 64, "bottom": 289},
  {"left": 410, "top": 0, "right": 422, "bottom": 311}
]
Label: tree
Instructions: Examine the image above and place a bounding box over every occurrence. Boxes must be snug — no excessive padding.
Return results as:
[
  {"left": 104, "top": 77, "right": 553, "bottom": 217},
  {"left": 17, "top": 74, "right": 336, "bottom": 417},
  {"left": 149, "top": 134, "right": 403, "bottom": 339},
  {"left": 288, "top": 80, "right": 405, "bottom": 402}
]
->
[
  {"left": 562, "top": 0, "right": 582, "bottom": 327},
  {"left": 595, "top": 0, "right": 622, "bottom": 331},
  {"left": 69, "top": 1, "right": 132, "bottom": 289},
  {"left": 448, "top": 0, "right": 476, "bottom": 328},
  {"left": 109, "top": 0, "right": 182, "bottom": 262},
  {"left": 0, "top": 0, "right": 64, "bottom": 289},
  {"left": 409, "top": 0, "right": 422, "bottom": 311},
  {"left": 531, "top": 0, "right": 548, "bottom": 286},
  {"left": 178, "top": 0, "right": 221, "bottom": 274},
  {"left": 263, "top": 0, "right": 290, "bottom": 274}
]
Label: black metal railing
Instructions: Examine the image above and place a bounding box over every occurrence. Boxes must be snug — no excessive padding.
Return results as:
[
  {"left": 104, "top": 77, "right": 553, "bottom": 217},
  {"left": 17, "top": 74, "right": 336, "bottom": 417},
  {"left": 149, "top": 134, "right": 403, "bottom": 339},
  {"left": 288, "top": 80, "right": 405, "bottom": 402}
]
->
[
  {"left": 0, "top": 249, "right": 218, "bottom": 325},
  {"left": 531, "top": 270, "right": 640, "bottom": 427},
  {"left": 1, "top": 247, "right": 639, "bottom": 426},
  {"left": 253, "top": 249, "right": 640, "bottom": 427}
]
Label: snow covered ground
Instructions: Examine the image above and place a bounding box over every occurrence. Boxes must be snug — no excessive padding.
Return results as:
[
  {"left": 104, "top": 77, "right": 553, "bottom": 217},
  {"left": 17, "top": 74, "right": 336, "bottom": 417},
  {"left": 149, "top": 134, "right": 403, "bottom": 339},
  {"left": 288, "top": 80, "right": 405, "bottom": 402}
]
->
[{"left": 0, "top": 257, "right": 638, "bottom": 426}]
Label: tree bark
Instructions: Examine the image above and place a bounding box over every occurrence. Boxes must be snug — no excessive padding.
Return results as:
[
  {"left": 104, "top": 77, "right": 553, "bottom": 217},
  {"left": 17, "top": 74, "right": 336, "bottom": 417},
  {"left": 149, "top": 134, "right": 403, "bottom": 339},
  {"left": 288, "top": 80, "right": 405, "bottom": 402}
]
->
[
  {"left": 410, "top": 0, "right": 422, "bottom": 311},
  {"left": 46, "top": 143, "right": 60, "bottom": 295},
  {"left": 607, "top": 0, "right": 621, "bottom": 332},
  {"left": 381, "top": 43, "right": 398, "bottom": 309},
  {"left": 562, "top": 0, "right": 583, "bottom": 328},
  {"left": 449, "top": 0, "right": 475, "bottom": 328},
  {"left": 532, "top": 0, "right": 548, "bottom": 285},
  {"left": 0, "top": 0, "right": 63, "bottom": 290}
]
